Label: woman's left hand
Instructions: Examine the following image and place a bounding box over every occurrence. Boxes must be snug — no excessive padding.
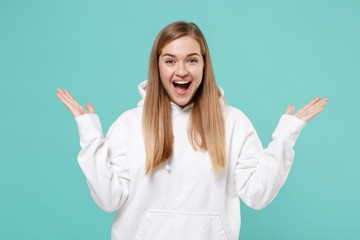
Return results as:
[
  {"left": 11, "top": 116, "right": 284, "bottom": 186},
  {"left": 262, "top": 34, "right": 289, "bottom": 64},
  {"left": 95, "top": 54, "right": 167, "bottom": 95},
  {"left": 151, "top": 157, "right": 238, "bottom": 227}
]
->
[{"left": 285, "top": 97, "right": 329, "bottom": 123}]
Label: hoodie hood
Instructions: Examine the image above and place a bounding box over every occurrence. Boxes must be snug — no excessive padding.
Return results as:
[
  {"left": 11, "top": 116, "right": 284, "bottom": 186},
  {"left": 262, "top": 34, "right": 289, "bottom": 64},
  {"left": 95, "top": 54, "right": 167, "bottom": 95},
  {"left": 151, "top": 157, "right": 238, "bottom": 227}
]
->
[{"left": 137, "top": 80, "right": 225, "bottom": 110}]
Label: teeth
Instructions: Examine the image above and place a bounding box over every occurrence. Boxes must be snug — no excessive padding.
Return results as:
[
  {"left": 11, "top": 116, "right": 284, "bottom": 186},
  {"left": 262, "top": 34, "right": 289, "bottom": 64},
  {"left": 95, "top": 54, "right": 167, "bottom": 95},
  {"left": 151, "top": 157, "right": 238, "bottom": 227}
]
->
[{"left": 173, "top": 81, "right": 190, "bottom": 84}]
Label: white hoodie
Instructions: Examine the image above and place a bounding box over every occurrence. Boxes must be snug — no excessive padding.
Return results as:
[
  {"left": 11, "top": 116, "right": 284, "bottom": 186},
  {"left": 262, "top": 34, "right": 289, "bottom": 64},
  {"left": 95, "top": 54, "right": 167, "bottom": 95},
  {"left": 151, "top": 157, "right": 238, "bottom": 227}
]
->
[{"left": 75, "top": 80, "right": 306, "bottom": 240}]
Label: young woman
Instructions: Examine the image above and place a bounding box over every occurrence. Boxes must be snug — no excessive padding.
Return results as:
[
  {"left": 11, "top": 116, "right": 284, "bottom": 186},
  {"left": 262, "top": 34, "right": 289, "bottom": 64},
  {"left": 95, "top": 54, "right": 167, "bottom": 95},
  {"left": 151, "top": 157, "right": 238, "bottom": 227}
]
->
[{"left": 56, "top": 21, "right": 328, "bottom": 240}]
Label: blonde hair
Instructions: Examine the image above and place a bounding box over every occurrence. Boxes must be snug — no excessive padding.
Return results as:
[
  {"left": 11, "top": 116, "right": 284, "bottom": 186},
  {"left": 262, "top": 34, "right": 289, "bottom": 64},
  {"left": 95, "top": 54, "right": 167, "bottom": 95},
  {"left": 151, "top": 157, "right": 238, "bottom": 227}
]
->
[{"left": 143, "top": 21, "right": 227, "bottom": 176}]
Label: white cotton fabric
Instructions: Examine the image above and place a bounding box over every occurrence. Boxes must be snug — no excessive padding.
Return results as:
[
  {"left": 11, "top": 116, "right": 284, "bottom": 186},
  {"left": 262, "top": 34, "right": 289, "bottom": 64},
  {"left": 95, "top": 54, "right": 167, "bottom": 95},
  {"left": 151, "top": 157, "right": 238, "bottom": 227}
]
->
[{"left": 75, "top": 80, "right": 307, "bottom": 240}]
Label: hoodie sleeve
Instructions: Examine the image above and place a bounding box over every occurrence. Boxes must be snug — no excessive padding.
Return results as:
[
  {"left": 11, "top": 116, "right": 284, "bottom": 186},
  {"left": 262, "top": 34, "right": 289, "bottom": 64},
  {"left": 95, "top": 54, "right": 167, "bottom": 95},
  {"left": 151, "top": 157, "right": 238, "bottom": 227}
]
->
[
  {"left": 75, "top": 113, "right": 130, "bottom": 213},
  {"left": 234, "top": 114, "right": 306, "bottom": 210}
]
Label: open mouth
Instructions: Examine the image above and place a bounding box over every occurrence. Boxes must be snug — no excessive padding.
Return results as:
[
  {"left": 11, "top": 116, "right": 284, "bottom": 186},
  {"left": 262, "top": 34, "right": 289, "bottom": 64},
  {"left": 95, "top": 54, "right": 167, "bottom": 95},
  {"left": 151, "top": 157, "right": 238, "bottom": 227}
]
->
[{"left": 172, "top": 81, "right": 191, "bottom": 95}]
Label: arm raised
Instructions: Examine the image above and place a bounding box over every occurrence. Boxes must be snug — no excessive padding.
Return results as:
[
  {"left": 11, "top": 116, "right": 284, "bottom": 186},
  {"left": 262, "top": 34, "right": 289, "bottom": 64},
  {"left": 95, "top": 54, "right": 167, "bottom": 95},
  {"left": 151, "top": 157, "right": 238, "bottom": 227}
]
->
[
  {"left": 75, "top": 114, "right": 130, "bottom": 212},
  {"left": 234, "top": 114, "right": 306, "bottom": 210},
  {"left": 234, "top": 96, "right": 328, "bottom": 209}
]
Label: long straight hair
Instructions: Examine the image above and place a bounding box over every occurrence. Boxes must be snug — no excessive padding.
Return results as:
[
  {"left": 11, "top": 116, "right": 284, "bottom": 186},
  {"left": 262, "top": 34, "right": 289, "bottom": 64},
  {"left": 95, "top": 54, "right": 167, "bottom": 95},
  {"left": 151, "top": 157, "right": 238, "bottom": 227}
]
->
[{"left": 142, "top": 21, "right": 227, "bottom": 176}]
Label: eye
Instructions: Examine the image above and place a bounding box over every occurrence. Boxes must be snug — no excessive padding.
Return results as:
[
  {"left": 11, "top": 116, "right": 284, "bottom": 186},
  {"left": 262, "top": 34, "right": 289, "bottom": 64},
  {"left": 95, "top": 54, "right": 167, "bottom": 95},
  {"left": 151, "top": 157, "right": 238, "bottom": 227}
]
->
[
  {"left": 165, "top": 59, "right": 175, "bottom": 64},
  {"left": 188, "top": 59, "right": 198, "bottom": 63}
]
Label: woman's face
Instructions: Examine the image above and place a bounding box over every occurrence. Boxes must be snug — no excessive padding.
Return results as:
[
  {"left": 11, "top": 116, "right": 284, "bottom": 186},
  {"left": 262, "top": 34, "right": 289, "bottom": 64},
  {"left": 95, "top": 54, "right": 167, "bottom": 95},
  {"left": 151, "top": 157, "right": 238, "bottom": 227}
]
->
[{"left": 158, "top": 36, "right": 204, "bottom": 108}]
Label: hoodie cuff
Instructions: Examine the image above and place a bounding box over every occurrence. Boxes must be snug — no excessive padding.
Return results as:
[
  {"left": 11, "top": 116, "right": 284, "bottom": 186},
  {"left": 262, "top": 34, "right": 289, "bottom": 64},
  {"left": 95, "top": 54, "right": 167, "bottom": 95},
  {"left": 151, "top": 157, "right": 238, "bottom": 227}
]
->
[
  {"left": 272, "top": 114, "right": 307, "bottom": 144},
  {"left": 74, "top": 114, "right": 103, "bottom": 140}
]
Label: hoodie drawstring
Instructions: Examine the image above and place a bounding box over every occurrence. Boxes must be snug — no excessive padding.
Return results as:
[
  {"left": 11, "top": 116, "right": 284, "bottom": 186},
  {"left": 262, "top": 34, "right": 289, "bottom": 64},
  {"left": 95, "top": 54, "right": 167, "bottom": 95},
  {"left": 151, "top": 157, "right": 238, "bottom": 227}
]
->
[{"left": 165, "top": 163, "right": 171, "bottom": 172}]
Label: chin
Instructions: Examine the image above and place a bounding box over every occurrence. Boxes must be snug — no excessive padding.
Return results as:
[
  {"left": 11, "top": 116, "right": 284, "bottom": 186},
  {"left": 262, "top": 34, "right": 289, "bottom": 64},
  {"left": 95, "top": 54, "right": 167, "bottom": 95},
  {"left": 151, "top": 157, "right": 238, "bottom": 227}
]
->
[{"left": 174, "top": 98, "right": 191, "bottom": 107}]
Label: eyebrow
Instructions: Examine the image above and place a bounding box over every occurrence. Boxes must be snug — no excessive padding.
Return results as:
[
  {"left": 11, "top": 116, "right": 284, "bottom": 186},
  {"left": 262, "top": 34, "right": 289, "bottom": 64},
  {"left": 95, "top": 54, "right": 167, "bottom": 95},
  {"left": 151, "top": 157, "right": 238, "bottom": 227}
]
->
[{"left": 161, "top": 53, "right": 201, "bottom": 58}]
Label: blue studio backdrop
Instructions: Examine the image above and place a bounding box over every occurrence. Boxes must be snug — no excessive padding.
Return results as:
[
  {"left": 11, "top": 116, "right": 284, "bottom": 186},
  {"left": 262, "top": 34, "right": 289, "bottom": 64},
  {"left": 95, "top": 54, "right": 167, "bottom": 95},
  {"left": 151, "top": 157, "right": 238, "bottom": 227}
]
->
[{"left": 1, "top": 0, "right": 359, "bottom": 239}]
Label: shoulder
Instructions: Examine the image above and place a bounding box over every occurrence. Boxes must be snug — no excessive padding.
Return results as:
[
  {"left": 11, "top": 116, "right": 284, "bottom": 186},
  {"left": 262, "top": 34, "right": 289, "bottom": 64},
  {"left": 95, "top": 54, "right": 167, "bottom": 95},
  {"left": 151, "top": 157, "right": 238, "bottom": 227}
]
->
[
  {"left": 222, "top": 104, "right": 257, "bottom": 135},
  {"left": 223, "top": 104, "right": 252, "bottom": 127},
  {"left": 112, "top": 106, "right": 143, "bottom": 128},
  {"left": 222, "top": 104, "right": 254, "bottom": 143}
]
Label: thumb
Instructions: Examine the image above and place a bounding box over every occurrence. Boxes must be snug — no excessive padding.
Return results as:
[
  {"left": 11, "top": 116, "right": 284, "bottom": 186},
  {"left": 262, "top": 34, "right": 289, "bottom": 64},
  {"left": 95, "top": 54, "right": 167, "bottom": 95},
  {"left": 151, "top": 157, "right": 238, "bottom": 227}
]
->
[
  {"left": 285, "top": 105, "right": 295, "bottom": 115},
  {"left": 86, "top": 103, "right": 95, "bottom": 114}
]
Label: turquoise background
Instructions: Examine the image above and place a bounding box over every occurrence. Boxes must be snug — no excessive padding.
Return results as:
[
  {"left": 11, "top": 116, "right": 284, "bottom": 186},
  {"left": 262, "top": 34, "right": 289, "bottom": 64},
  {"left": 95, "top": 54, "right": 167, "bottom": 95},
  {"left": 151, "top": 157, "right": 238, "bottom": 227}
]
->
[{"left": 1, "top": 0, "right": 359, "bottom": 239}]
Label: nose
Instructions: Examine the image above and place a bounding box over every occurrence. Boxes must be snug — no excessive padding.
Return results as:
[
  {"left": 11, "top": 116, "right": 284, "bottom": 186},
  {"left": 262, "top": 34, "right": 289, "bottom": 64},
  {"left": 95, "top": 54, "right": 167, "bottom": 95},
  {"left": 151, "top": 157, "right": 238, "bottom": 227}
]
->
[{"left": 175, "top": 62, "right": 188, "bottom": 77}]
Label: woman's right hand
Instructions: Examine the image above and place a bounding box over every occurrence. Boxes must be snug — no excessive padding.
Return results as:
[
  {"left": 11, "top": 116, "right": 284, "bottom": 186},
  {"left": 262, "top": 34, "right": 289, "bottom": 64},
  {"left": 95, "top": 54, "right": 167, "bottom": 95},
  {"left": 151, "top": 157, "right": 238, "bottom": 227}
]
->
[{"left": 56, "top": 88, "right": 95, "bottom": 118}]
